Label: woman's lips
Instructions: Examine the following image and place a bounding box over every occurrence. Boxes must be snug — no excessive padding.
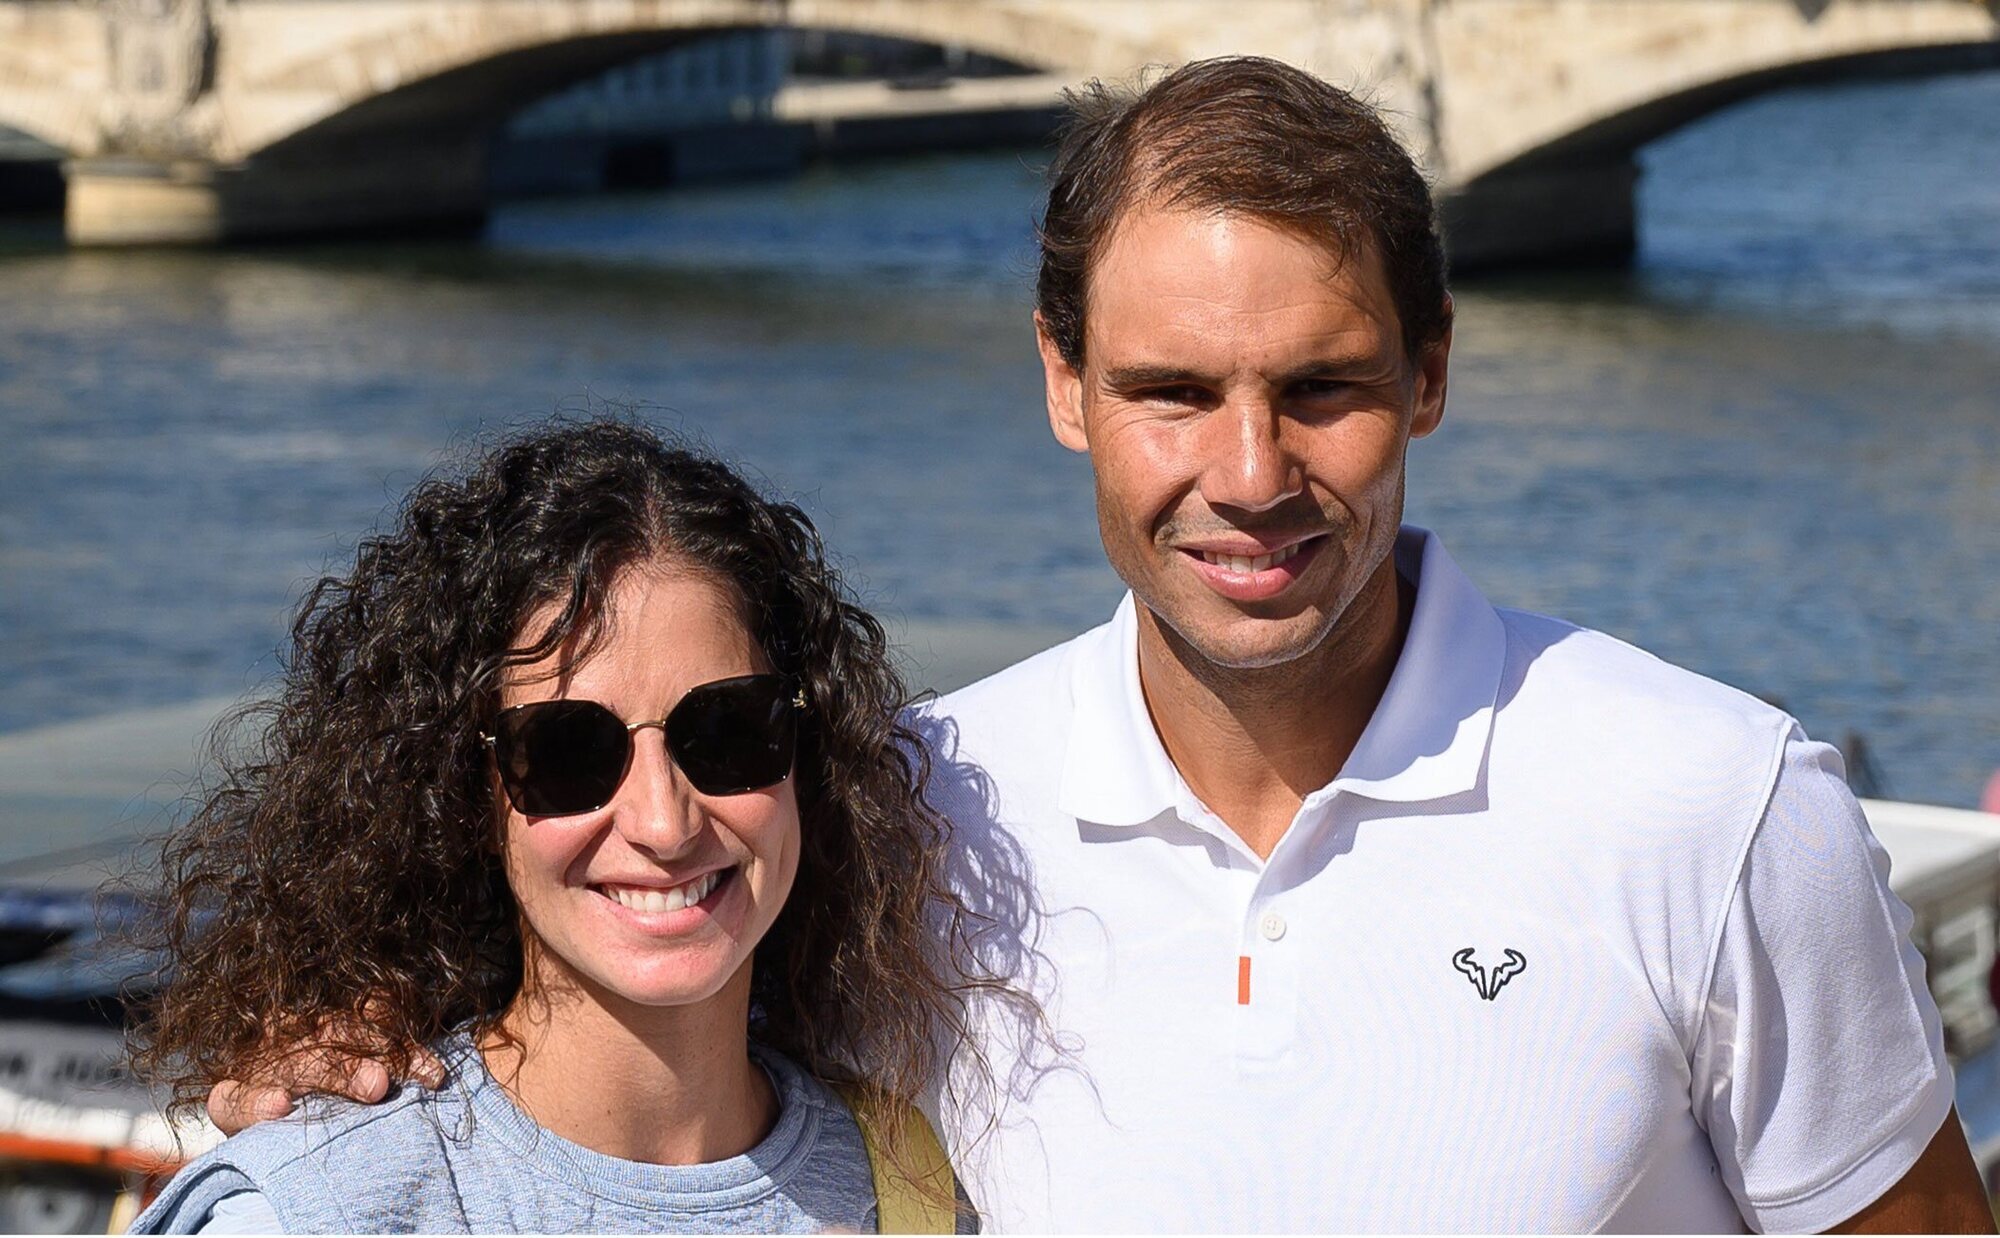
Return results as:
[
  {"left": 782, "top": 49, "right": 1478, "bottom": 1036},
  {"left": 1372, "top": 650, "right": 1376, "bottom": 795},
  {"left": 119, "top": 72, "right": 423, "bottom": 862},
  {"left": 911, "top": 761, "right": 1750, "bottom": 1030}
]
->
[{"left": 588, "top": 866, "right": 737, "bottom": 932}]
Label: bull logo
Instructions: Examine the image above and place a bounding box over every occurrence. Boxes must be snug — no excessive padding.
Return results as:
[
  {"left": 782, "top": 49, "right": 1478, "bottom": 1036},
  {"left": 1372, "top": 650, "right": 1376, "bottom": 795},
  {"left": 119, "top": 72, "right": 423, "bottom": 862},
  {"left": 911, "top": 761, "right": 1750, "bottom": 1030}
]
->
[{"left": 1453, "top": 948, "right": 1527, "bottom": 1001}]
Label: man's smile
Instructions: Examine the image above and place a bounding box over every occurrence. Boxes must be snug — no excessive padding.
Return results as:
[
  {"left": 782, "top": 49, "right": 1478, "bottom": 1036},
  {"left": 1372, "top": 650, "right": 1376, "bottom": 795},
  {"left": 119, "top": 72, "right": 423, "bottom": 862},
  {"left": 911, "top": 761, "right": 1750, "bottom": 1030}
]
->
[{"left": 1176, "top": 532, "right": 1328, "bottom": 601}]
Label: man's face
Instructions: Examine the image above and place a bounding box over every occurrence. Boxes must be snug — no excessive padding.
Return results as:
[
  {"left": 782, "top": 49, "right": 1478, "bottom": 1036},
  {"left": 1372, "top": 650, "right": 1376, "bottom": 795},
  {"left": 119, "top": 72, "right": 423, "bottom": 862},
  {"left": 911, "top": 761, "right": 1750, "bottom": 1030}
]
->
[{"left": 1038, "top": 206, "right": 1450, "bottom": 671}]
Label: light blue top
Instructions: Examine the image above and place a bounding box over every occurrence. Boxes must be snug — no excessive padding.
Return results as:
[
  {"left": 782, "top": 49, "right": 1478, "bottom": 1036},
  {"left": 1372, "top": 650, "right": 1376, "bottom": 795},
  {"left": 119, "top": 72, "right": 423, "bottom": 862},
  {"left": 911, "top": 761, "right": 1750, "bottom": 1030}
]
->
[{"left": 129, "top": 1037, "right": 884, "bottom": 1234}]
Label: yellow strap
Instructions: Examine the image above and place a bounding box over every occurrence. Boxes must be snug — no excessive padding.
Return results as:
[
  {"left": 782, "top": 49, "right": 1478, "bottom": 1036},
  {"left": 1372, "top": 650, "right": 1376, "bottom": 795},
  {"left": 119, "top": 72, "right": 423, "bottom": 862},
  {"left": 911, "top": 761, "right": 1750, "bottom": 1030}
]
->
[{"left": 833, "top": 1085, "right": 959, "bottom": 1235}]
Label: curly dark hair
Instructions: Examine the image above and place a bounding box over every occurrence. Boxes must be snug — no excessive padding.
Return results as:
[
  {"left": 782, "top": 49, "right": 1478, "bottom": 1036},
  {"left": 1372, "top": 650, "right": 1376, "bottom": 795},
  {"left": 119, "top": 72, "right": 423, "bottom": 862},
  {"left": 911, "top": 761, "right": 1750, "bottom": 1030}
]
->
[{"left": 128, "top": 418, "right": 998, "bottom": 1186}]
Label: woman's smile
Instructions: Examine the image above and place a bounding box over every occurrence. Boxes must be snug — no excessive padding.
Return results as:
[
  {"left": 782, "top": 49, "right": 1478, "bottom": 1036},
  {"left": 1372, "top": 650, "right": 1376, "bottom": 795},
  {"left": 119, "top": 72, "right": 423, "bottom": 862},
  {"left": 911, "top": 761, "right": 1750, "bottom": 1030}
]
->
[{"left": 585, "top": 864, "right": 742, "bottom": 935}]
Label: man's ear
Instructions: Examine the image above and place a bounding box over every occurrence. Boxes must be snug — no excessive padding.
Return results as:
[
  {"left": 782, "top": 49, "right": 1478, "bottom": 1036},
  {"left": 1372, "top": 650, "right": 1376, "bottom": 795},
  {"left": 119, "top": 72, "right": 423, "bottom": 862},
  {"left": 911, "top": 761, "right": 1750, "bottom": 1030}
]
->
[
  {"left": 1410, "top": 293, "right": 1452, "bottom": 440},
  {"left": 1035, "top": 312, "right": 1089, "bottom": 454}
]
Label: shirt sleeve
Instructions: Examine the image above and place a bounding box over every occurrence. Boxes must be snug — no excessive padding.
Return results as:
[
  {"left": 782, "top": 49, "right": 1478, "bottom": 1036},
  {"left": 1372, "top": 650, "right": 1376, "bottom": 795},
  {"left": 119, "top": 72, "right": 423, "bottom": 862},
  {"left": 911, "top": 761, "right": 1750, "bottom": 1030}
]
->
[
  {"left": 188, "top": 1189, "right": 286, "bottom": 1235},
  {"left": 1690, "top": 729, "right": 1955, "bottom": 1233}
]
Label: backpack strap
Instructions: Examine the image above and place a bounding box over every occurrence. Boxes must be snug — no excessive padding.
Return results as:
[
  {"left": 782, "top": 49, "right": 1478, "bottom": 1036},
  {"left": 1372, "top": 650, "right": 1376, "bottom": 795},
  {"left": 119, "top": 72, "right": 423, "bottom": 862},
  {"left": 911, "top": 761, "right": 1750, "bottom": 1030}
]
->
[{"left": 832, "top": 1085, "right": 959, "bottom": 1234}]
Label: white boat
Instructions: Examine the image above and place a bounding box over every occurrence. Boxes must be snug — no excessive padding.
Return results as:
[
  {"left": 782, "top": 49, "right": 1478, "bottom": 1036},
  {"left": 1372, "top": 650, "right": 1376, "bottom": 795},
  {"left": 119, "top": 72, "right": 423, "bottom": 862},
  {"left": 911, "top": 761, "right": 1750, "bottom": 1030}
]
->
[{"left": 1859, "top": 798, "right": 2000, "bottom": 1190}]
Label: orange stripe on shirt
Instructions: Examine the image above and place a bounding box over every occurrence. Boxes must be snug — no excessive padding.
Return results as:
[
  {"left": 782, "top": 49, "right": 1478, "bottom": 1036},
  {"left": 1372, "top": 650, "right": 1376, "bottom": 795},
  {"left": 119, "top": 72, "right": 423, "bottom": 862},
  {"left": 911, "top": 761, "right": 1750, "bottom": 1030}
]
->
[{"left": 1237, "top": 955, "right": 1252, "bottom": 1005}]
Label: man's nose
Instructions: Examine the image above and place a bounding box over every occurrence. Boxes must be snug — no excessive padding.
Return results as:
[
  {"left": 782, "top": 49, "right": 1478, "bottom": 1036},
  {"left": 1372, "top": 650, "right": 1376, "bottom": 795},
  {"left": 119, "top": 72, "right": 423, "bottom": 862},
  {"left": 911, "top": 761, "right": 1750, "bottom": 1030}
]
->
[
  {"left": 1198, "top": 396, "right": 1303, "bottom": 514},
  {"left": 611, "top": 730, "right": 703, "bottom": 857}
]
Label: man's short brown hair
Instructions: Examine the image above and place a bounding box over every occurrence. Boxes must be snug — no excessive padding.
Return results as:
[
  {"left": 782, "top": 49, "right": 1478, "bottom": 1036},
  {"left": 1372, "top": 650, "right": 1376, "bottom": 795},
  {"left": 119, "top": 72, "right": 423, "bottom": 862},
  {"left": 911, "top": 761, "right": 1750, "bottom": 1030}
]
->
[{"left": 1036, "top": 55, "right": 1450, "bottom": 368}]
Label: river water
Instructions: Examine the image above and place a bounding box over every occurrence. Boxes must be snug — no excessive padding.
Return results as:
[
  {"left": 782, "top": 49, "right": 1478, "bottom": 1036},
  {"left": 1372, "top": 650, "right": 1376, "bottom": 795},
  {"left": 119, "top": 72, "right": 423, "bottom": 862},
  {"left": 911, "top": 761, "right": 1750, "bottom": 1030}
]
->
[{"left": 1, "top": 70, "right": 1996, "bottom": 807}]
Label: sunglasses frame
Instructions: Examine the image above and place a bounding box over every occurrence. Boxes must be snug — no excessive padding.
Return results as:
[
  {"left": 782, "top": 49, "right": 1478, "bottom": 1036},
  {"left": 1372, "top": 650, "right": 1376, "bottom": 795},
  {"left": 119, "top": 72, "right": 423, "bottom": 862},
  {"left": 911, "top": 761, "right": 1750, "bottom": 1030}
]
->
[{"left": 481, "top": 673, "right": 808, "bottom": 816}]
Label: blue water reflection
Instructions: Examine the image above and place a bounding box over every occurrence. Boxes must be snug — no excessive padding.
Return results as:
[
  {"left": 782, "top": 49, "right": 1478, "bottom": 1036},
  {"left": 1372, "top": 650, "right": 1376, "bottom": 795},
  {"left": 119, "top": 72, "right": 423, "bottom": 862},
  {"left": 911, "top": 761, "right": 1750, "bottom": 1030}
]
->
[{"left": 0, "top": 70, "right": 1996, "bottom": 808}]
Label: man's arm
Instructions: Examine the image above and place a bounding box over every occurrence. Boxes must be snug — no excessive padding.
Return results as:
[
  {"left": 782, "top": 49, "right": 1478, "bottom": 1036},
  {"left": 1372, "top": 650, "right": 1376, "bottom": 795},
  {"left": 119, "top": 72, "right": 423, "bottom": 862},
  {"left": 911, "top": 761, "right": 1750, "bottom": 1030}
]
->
[
  {"left": 1829, "top": 1108, "right": 1993, "bottom": 1234},
  {"left": 1692, "top": 731, "right": 1976, "bottom": 1232}
]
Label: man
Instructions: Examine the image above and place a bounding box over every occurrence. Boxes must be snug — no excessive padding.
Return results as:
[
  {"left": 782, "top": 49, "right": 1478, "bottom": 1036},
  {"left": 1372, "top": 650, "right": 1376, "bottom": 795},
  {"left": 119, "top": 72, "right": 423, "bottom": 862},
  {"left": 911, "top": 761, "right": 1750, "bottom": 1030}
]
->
[
  {"left": 899, "top": 58, "right": 1990, "bottom": 1232},
  {"left": 213, "top": 57, "right": 1990, "bottom": 1231}
]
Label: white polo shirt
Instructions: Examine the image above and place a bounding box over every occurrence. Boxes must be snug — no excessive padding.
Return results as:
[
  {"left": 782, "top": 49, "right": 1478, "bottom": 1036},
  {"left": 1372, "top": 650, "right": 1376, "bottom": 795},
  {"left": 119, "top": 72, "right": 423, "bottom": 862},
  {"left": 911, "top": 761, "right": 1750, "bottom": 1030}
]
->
[{"left": 914, "top": 527, "right": 1951, "bottom": 1233}]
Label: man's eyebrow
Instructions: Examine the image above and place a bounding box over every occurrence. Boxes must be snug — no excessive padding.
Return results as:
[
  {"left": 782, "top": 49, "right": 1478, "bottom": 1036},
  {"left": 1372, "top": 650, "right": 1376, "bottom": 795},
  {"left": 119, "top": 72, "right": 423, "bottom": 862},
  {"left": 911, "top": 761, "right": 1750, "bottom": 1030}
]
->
[
  {"left": 1101, "top": 355, "right": 1395, "bottom": 391},
  {"left": 1099, "top": 363, "right": 1214, "bottom": 389},
  {"left": 1270, "top": 352, "right": 1393, "bottom": 386}
]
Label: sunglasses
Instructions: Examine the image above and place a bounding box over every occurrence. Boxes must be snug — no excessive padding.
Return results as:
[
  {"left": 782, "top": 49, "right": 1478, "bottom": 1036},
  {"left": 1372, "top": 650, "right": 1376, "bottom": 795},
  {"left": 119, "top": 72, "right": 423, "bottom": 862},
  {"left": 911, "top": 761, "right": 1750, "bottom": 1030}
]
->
[{"left": 483, "top": 673, "right": 805, "bottom": 816}]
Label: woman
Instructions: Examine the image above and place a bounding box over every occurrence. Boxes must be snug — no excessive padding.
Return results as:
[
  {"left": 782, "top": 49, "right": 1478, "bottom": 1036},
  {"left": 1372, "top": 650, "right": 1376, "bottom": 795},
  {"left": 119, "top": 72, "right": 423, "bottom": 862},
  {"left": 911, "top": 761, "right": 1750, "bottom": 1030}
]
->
[{"left": 128, "top": 419, "right": 992, "bottom": 1233}]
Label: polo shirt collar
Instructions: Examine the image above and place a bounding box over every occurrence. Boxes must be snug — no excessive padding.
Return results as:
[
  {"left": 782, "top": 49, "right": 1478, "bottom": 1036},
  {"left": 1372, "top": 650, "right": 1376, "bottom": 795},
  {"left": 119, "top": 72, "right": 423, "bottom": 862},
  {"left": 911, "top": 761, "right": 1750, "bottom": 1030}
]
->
[
  {"left": 1056, "top": 593, "right": 1185, "bottom": 827},
  {"left": 1056, "top": 526, "right": 1506, "bottom": 827},
  {"left": 1329, "top": 527, "right": 1506, "bottom": 803}
]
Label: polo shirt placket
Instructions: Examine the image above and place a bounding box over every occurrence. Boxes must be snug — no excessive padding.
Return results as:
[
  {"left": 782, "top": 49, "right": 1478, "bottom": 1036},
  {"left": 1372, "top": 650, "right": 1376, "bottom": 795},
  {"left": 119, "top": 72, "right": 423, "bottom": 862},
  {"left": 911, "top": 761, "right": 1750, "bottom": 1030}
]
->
[
  {"left": 1168, "top": 790, "right": 1318, "bottom": 1067},
  {"left": 1224, "top": 801, "right": 1322, "bottom": 1067}
]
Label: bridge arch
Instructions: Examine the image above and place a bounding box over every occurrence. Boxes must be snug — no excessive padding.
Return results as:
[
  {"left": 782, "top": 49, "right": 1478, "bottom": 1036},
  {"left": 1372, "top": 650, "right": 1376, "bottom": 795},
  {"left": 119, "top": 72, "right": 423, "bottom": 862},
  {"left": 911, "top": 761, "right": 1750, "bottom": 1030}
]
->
[
  {"left": 1469, "top": 41, "right": 2000, "bottom": 187},
  {"left": 1443, "top": 1, "right": 1999, "bottom": 185},
  {"left": 216, "top": 0, "right": 1153, "bottom": 163}
]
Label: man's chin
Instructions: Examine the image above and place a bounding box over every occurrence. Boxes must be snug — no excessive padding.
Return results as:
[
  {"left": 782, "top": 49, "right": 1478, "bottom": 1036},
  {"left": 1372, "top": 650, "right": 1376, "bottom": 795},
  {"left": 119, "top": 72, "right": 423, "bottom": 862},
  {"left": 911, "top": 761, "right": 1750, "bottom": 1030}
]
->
[
  {"left": 1184, "top": 632, "right": 1335, "bottom": 673},
  {"left": 1145, "top": 598, "right": 1340, "bottom": 673}
]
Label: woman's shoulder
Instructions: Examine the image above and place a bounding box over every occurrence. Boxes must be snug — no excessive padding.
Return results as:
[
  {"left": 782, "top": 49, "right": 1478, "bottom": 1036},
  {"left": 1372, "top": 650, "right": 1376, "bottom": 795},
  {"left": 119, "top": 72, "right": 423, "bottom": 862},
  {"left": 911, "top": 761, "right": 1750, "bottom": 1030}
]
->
[
  {"left": 759, "top": 1051, "right": 975, "bottom": 1233},
  {"left": 755, "top": 1046, "right": 871, "bottom": 1168},
  {"left": 785, "top": 1055, "right": 979, "bottom": 1235},
  {"left": 130, "top": 1080, "right": 474, "bottom": 1233},
  {"left": 686, "top": 1048, "right": 875, "bottom": 1226}
]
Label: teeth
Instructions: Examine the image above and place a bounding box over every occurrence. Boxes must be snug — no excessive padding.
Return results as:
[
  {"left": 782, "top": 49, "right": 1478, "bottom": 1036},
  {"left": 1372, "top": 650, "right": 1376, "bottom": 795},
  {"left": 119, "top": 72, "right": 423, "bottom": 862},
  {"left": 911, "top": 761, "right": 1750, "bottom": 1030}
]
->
[
  {"left": 1200, "top": 542, "right": 1303, "bottom": 575},
  {"left": 602, "top": 870, "right": 722, "bottom": 914}
]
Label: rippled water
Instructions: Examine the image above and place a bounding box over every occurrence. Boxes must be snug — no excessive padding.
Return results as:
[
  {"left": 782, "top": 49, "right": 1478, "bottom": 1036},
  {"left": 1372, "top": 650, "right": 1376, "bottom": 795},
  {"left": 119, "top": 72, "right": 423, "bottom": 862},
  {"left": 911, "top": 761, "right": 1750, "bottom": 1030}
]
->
[{"left": 1, "top": 70, "right": 1996, "bottom": 805}]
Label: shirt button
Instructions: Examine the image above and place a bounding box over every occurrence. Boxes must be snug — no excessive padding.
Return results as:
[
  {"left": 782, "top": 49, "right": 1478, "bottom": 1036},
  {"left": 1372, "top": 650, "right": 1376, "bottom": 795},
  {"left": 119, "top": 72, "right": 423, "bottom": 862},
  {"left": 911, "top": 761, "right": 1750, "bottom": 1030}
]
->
[{"left": 1259, "top": 913, "right": 1287, "bottom": 941}]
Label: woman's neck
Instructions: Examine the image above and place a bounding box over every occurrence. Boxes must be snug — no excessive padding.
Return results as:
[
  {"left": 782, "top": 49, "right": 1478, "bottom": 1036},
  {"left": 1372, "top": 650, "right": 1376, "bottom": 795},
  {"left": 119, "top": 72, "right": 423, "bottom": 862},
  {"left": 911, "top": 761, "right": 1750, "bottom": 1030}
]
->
[{"left": 478, "top": 961, "right": 777, "bottom": 1167}]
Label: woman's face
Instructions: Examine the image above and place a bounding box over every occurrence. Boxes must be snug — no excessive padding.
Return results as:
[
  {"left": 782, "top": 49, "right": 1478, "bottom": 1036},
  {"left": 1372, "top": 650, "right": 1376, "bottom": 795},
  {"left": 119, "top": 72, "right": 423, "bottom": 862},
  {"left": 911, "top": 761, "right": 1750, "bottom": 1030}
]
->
[{"left": 497, "top": 561, "right": 801, "bottom": 1012}]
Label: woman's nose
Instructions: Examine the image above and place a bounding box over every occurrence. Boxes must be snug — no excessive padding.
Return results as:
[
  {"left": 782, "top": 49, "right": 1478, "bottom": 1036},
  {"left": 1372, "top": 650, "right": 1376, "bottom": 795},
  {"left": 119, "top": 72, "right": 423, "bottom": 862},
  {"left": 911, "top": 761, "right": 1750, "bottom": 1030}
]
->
[{"left": 610, "top": 730, "right": 703, "bottom": 857}]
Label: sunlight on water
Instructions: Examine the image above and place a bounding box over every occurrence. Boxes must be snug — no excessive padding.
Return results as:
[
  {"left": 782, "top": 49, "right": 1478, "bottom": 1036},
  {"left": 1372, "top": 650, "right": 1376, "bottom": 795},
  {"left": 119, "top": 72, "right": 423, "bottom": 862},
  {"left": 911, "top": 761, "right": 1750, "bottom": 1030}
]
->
[
  {"left": 1641, "top": 71, "right": 2000, "bottom": 339},
  {"left": 1, "top": 73, "right": 1997, "bottom": 806}
]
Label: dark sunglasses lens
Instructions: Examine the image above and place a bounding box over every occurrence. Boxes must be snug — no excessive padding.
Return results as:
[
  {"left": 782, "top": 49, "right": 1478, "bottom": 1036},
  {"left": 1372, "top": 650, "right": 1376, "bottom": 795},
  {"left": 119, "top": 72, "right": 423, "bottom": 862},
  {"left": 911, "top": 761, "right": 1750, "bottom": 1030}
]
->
[
  {"left": 665, "top": 675, "right": 797, "bottom": 796},
  {"left": 494, "top": 700, "right": 631, "bottom": 816}
]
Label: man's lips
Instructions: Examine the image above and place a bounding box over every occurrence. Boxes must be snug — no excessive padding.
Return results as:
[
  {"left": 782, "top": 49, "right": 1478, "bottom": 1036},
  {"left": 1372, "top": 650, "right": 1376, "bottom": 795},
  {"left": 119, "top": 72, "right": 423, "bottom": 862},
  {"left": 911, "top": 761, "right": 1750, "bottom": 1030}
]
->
[{"left": 1176, "top": 533, "right": 1328, "bottom": 602}]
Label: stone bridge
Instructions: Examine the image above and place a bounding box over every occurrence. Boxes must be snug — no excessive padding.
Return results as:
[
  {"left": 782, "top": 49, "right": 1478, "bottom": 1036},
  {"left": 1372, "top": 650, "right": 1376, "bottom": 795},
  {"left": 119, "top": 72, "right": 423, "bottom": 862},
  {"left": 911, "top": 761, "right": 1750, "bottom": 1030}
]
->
[{"left": 1, "top": 0, "right": 1994, "bottom": 262}]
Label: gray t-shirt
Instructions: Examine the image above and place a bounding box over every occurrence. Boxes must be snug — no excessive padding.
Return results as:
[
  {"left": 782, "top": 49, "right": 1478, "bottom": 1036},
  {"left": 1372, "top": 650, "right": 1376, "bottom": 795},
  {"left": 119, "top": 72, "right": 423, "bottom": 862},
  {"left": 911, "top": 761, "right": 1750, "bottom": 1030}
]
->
[{"left": 130, "top": 1039, "right": 886, "bottom": 1233}]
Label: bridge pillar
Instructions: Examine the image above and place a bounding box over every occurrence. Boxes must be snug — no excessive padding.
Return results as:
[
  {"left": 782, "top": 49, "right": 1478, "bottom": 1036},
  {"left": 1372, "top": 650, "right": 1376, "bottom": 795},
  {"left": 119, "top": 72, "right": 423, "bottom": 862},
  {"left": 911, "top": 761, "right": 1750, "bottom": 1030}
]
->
[
  {"left": 65, "top": 142, "right": 489, "bottom": 246},
  {"left": 1442, "top": 159, "right": 1639, "bottom": 270}
]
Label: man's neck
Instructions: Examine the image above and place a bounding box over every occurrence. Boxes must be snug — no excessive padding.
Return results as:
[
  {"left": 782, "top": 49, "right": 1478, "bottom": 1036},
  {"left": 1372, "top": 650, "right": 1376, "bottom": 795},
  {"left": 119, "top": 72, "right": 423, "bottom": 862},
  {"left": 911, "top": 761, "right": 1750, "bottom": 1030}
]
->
[
  {"left": 480, "top": 955, "right": 776, "bottom": 1166},
  {"left": 1135, "top": 557, "right": 1414, "bottom": 860}
]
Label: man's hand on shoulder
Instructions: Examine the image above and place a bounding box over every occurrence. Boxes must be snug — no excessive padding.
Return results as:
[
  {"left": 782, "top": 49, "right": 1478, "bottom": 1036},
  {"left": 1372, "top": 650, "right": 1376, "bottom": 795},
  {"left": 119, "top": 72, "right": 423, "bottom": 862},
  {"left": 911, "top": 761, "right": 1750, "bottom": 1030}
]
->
[
  {"left": 204, "top": 1024, "right": 446, "bottom": 1136},
  {"left": 1830, "top": 1108, "right": 1994, "bottom": 1234}
]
